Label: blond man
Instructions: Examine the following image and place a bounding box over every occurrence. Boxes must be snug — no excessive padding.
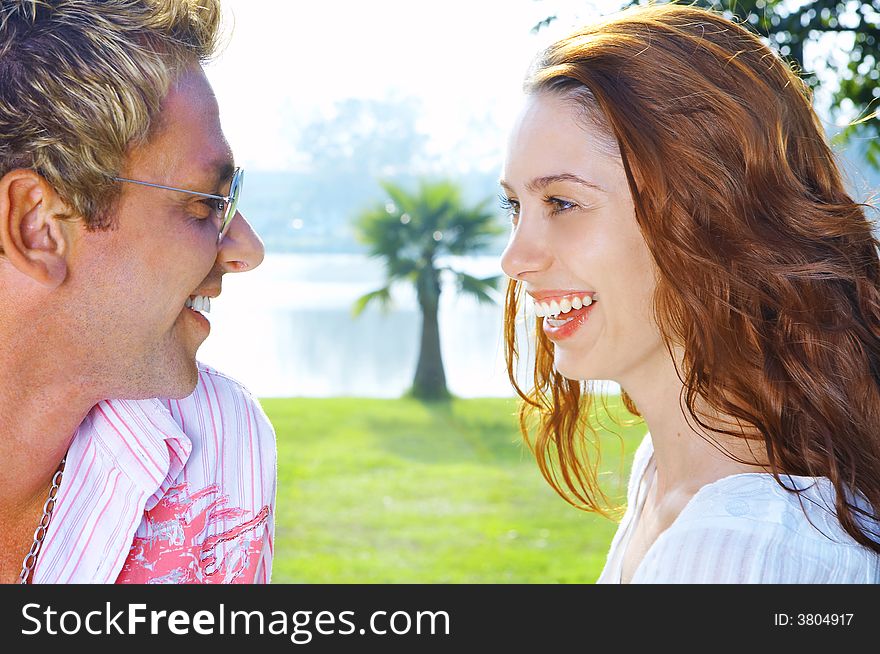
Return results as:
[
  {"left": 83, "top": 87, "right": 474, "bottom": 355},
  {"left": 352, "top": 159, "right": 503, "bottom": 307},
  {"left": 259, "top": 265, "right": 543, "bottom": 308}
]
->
[{"left": 0, "top": 0, "right": 276, "bottom": 583}]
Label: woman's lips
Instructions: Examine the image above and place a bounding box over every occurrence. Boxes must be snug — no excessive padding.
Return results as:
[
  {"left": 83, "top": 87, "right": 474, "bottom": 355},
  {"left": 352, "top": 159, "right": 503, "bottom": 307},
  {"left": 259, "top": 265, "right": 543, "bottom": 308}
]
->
[
  {"left": 541, "top": 300, "right": 596, "bottom": 340},
  {"left": 530, "top": 292, "right": 597, "bottom": 317}
]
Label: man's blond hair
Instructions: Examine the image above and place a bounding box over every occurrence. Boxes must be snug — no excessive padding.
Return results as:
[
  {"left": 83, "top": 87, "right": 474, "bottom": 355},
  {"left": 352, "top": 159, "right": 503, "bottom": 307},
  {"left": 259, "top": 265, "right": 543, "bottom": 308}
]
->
[{"left": 0, "top": 0, "right": 222, "bottom": 227}]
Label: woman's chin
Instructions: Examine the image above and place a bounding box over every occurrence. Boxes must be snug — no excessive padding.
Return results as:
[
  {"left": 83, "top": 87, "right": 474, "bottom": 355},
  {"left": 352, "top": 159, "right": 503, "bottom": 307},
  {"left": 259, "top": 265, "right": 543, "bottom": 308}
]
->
[{"left": 553, "top": 354, "right": 600, "bottom": 383}]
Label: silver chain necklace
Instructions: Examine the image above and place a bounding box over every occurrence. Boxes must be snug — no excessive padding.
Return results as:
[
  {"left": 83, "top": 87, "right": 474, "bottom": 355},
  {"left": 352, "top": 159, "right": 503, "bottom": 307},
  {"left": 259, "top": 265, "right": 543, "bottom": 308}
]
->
[{"left": 19, "top": 458, "right": 65, "bottom": 584}]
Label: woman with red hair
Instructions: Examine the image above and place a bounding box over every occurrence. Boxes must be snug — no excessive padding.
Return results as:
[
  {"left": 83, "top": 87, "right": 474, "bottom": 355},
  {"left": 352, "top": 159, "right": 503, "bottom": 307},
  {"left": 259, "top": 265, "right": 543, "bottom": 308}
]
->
[{"left": 501, "top": 4, "right": 880, "bottom": 583}]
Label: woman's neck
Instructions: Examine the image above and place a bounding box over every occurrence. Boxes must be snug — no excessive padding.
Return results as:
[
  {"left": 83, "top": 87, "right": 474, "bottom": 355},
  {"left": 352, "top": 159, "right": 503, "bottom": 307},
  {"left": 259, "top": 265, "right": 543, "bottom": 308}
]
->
[{"left": 618, "top": 347, "right": 771, "bottom": 500}]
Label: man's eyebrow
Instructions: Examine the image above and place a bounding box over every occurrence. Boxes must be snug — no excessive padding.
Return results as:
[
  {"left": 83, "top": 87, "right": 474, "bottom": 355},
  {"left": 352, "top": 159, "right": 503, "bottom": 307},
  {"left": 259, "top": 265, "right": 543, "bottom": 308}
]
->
[
  {"left": 525, "top": 173, "right": 606, "bottom": 194},
  {"left": 211, "top": 159, "right": 236, "bottom": 189},
  {"left": 182, "top": 159, "right": 235, "bottom": 196}
]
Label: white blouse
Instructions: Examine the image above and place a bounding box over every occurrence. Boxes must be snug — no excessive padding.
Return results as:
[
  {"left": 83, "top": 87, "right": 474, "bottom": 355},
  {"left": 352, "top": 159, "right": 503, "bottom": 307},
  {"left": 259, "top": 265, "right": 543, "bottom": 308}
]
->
[{"left": 597, "top": 433, "right": 880, "bottom": 583}]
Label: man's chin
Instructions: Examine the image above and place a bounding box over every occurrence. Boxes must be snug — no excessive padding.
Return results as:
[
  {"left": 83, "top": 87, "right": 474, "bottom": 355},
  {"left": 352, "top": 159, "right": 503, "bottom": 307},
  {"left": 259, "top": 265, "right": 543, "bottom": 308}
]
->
[
  {"left": 160, "top": 360, "right": 200, "bottom": 399},
  {"left": 126, "top": 356, "right": 200, "bottom": 401},
  {"left": 161, "top": 380, "right": 199, "bottom": 400}
]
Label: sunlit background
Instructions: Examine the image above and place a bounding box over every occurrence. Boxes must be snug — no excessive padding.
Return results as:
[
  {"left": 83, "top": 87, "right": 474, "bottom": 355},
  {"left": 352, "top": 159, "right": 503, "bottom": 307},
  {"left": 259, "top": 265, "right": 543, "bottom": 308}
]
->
[
  {"left": 198, "top": 0, "right": 879, "bottom": 398},
  {"left": 188, "top": 0, "right": 880, "bottom": 584}
]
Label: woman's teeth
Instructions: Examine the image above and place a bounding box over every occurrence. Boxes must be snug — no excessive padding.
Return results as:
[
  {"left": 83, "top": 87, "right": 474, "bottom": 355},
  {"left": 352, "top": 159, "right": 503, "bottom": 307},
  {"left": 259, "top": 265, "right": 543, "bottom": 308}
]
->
[
  {"left": 545, "top": 315, "right": 574, "bottom": 328},
  {"left": 185, "top": 295, "right": 211, "bottom": 314},
  {"left": 534, "top": 294, "right": 594, "bottom": 318}
]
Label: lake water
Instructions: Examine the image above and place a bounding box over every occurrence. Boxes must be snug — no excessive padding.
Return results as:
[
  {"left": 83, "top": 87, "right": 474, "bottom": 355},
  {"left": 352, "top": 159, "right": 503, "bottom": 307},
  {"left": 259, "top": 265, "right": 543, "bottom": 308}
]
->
[{"left": 198, "top": 253, "right": 524, "bottom": 397}]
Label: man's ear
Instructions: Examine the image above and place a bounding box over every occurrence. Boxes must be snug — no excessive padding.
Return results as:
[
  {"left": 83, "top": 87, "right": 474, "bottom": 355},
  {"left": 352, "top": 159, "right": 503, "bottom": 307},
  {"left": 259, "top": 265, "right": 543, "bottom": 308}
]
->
[{"left": 0, "top": 169, "right": 73, "bottom": 288}]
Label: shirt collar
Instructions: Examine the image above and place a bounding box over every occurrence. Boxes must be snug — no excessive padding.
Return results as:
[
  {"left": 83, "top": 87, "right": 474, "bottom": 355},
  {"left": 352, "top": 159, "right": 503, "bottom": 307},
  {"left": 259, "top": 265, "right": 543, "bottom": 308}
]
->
[{"left": 33, "top": 397, "right": 192, "bottom": 583}]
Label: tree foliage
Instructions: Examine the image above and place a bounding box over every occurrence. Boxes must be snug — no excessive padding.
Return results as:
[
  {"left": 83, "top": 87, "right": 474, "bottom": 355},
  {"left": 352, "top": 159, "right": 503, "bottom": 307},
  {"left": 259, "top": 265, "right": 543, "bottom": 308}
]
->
[
  {"left": 353, "top": 179, "right": 504, "bottom": 399},
  {"left": 539, "top": 1, "right": 880, "bottom": 166}
]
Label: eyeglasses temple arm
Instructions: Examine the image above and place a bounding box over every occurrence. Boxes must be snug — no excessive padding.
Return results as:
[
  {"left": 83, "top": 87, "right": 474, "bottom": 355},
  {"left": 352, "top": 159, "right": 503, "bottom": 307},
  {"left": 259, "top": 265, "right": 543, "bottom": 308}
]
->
[{"left": 112, "top": 177, "right": 230, "bottom": 202}]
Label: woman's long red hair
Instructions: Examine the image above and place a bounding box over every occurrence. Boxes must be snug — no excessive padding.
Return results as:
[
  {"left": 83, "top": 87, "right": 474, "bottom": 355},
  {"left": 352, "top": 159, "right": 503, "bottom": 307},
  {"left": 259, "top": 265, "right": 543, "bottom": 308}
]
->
[{"left": 504, "top": 4, "right": 880, "bottom": 551}]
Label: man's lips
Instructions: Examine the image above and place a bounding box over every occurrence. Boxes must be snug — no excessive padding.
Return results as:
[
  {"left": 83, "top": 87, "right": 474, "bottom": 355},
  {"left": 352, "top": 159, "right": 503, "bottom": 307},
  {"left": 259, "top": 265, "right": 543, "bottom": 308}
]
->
[{"left": 189, "top": 287, "right": 221, "bottom": 301}]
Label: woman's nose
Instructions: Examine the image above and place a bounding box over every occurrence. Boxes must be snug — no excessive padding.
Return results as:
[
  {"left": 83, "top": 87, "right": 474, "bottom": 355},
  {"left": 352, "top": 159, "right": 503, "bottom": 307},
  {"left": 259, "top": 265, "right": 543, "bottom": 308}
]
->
[
  {"left": 216, "top": 210, "right": 265, "bottom": 273},
  {"left": 500, "top": 216, "right": 552, "bottom": 282}
]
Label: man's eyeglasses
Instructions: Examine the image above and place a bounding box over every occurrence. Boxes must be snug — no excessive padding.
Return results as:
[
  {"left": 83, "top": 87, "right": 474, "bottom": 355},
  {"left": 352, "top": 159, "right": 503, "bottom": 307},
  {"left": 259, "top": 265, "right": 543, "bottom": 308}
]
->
[{"left": 113, "top": 167, "right": 243, "bottom": 243}]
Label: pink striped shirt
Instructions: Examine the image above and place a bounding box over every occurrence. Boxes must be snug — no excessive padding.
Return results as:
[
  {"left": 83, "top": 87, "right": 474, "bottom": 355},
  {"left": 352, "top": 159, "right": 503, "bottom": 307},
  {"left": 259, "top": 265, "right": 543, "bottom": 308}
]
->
[{"left": 32, "top": 363, "right": 277, "bottom": 584}]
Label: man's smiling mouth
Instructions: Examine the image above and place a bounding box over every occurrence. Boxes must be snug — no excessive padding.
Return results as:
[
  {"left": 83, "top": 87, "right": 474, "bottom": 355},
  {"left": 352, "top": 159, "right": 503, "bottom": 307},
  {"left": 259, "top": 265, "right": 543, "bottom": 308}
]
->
[{"left": 185, "top": 295, "right": 212, "bottom": 314}]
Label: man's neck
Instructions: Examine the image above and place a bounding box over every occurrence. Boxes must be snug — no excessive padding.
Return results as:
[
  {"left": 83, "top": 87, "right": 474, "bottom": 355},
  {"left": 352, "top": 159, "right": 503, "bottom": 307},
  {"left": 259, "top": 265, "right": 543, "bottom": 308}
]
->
[
  {"left": 0, "top": 353, "right": 94, "bottom": 582},
  {"left": 0, "top": 356, "right": 93, "bottom": 521}
]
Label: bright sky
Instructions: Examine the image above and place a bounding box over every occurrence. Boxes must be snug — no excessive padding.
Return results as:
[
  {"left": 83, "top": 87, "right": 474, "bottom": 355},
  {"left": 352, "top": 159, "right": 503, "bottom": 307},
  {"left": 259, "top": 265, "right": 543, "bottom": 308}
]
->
[{"left": 205, "top": 0, "right": 619, "bottom": 172}]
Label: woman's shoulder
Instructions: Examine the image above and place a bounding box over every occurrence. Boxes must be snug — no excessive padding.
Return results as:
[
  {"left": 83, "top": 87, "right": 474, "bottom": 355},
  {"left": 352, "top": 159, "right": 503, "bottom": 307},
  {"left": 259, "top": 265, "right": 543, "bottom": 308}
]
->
[
  {"left": 635, "top": 473, "right": 880, "bottom": 583},
  {"left": 676, "top": 472, "right": 866, "bottom": 543}
]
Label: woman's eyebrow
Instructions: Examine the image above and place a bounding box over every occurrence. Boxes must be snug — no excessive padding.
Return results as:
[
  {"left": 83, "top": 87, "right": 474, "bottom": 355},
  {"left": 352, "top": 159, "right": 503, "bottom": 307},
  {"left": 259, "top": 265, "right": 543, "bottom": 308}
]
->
[
  {"left": 526, "top": 173, "right": 606, "bottom": 194},
  {"left": 498, "top": 174, "right": 606, "bottom": 195}
]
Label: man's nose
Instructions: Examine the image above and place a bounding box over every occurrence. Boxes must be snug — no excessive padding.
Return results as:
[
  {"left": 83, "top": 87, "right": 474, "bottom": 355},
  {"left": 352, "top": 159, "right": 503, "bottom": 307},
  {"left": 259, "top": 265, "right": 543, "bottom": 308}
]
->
[
  {"left": 500, "top": 214, "right": 552, "bottom": 282},
  {"left": 217, "top": 210, "right": 265, "bottom": 273}
]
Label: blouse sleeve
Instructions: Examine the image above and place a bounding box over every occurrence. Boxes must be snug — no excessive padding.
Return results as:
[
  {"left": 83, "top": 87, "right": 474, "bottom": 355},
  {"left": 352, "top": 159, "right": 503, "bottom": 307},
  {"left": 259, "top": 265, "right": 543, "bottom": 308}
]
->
[{"left": 631, "top": 518, "right": 878, "bottom": 583}]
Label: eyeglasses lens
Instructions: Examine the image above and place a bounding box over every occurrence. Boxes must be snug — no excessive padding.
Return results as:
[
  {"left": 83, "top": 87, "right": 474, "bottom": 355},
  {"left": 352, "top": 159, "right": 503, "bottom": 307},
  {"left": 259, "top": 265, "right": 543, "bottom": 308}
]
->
[{"left": 219, "top": 168, "right": 243, "bottom": 242}]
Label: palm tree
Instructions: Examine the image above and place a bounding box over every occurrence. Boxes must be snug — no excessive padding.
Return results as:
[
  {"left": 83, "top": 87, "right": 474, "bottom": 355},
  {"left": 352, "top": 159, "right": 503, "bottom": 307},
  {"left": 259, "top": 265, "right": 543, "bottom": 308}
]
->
[{"left": 353, "top": 179, "right": 504, "bottom": 400}]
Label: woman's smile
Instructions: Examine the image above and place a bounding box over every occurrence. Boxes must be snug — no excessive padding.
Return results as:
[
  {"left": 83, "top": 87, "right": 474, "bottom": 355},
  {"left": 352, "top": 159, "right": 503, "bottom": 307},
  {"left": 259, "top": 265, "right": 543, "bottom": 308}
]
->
[
  {"left": 542, "top": 301, "right": 597, "bottom": 340},
  {"left": 528, "top": 290, "right": 599, "bottom": 340}
]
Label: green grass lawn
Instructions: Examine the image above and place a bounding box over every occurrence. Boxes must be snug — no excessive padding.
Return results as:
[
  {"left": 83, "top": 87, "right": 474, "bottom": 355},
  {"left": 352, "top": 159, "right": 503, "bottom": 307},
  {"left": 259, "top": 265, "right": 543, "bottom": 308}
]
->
[{"left": 262, "top": 395, "right": 648, "bottom": 583}]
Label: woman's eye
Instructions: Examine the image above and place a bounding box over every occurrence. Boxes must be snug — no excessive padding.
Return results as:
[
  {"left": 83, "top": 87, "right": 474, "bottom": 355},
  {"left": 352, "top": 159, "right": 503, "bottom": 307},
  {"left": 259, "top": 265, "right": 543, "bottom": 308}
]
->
[
  {"left": 547, "top": 197, "right": 577, "bottom": 214},
  {"left": 498, "top": 194, "right": 521, "bottom": 223}
]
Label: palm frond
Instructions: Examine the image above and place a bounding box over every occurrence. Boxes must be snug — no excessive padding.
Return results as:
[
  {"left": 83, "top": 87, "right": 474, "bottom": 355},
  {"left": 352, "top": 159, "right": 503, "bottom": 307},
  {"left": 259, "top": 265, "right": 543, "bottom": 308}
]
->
[
  {"left": 455, "top": 272, "right": 503, "bottom": 305},
  {"left": 354, "top": 177, "right": 506, "bottom": 292},
  {"left": 351, "top": 285, "right": 393, "bottom": 317}
]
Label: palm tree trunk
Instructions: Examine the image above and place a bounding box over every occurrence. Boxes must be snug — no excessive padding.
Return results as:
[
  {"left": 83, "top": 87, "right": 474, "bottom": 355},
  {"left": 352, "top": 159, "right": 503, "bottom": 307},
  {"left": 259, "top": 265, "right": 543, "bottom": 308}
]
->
[{"left": 412, "top": 271, "right": 449, "bottom": 400}]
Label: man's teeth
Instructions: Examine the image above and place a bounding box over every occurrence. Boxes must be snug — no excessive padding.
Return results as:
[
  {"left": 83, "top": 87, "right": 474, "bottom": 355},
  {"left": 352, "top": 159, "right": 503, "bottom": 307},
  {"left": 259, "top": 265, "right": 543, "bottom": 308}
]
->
[
  {"left": 185, "top": 295, "right": 211, "bottom": 314},
  {"left": 534, "top": 294, "right": 594, "bottom": 318}
]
